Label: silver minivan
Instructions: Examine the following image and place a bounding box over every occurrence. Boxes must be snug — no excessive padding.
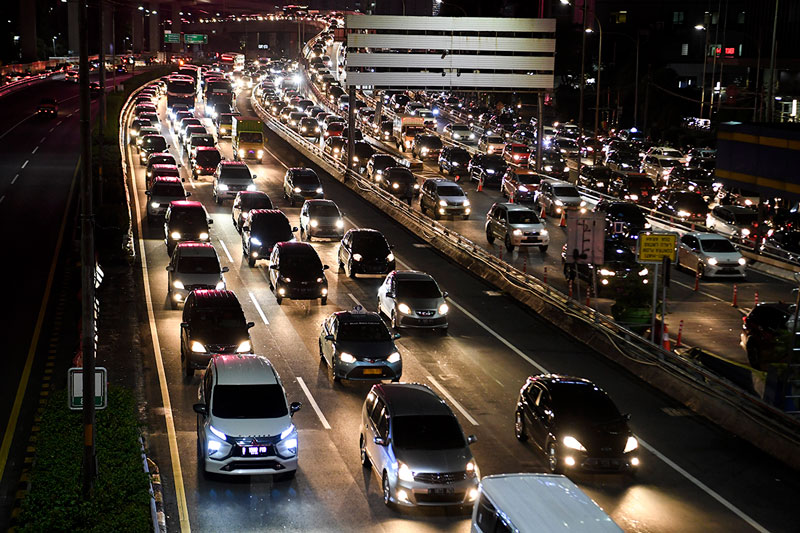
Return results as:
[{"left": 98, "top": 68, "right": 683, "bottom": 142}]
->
[
  {"left": 213, "top": 161, "right": 257, "bottom": 204},
  {"left": 359, "top": 383, "right": 479, "bottom": 508},
  {"left": 485, "top": 202, "right": 549, "bottom": 253},
  {"left": 166, "top": 242, "right": 228, "bottom": 308}
]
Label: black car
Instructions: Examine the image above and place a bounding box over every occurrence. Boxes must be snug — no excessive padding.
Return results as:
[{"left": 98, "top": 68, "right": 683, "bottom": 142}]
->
[
  {"left": 191, "top": 147, "right": 222, "bottom": 178},
  {"left": 380, "top": 167, "right": 418, "bottom": 204},
  {"left": 654, "top": 190, "right": 709, "bottom": 223},
  {"left": 129, "top": 118, "right": 153, "bottom": 145},
  {"left": 163, "top": 200, "right": 212, "bottom": 254},
  {"left": 283, "top": 167, "right": 324, "bottom": 206},
  {"left": 346, "top": 140, "right": 375, "bottom": 170},
  {"left": 577, "top": 166, "right": 613, "bottom": 194},
  {"left": 365, "top": 153, "right": 398, "bottom": 182},
  {"left": 561, "top": 238, "right": 648, "bottom": 296},
  {"left": 231, "top": 191, "right": 273, "bottom": 231},
  {"left": 267, "top": 242, "right": 329, "bottom": 305},
  {"left": 741, "top": 303, "right": 794, "bottom": 370},
  {"left": 608, "top": 171, "right": 656, "bottom": 207},
  {"left": 241, "top": 209, "right": 297, "bottom": 267},
  {"left": 138, "top": 134, "right": 169, "bottom": 165},
  {"left": 438, "top": 146, "right": 471, "bottom": 178},
  {"left": 515, "top": 375, "right": 639, "bottom": 474},
  {"left": 411, "top": 134, "right": 443, "bottom": 160},
  {"left": 179, "top": 290, "right": 254, "bottom": 377},
  {"left": 539, "top": 150, "right": 569, "bottom": 180},
  {"left": 668, "top": 167, "right": 715, "bottom": 199},
  {"left": 468, "top": 154, "right": 507, "bottom": 187},
  {"left": 760, "top": 229, "right": 800, "bottom": 263},
  {"left": 605, "top": 149, "right": 641, "bottom": 172},
  {"left": 337, "top": 228, "right": 395, "bottom": 278},
  {"left": 594, "top": 200, "right": 650, "bottom": 242}
]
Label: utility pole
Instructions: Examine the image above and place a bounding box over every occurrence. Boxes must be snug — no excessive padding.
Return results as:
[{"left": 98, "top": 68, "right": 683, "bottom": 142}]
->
[
  {"left": 78, "top": 0, "right": 97, "bottom": 497},
  {"left": 766, "top": 0, "right": 779, "bottom": 122},
  {"left": 346, "top": 86, "right": 356, "bottom": 181},
  {"left": 98, "top": 1, "right": 105, "bottom": 205},
  {"left": 536, "top": 92, "right": 544, "bottom": 173},
  {"left": 698, "top": 13, "right": 710, "bottom": 118},
  {"left": 577, "top": 0, "right": 588, "bottom": 135},
  {"left": 593, "top": 17, "right": 603, "bottom": 142}
]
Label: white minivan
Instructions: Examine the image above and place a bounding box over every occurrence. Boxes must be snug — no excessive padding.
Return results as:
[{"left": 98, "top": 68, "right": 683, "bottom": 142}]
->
[{"left": 471, "top": 473, "right": 622, "bottom": 532}]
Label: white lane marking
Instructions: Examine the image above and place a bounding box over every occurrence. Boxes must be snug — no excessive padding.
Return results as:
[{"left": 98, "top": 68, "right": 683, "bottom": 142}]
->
[
  {"left": 396, "top": 255, "right": 770, "bottom": 532},
  {"left": 11, "top": 174, "right": 18, "bottom": 184},
  {"left": 0, "top": 113, "right": 35, "bottom": 141},
  {"left": 218, "top": 238, "right": 233, "bottom": 262},
  {"left": 126, "top": 129, "right": 191, "bottom": 531},
  {"left": 49, "top": 127, "right": 55, "bottom": 133},
  {"left": 39, "top": 136, "right": 46, "bottom": 144},
  {"left": 21, "top": 160, "right": 28, "bottom": 169},
  {"left": 66, "top": 113, "right": 73, "bottom": 118},
  {"left": 639, "top": 439, "right": 771, "bottom": 533},
  {"left": 347, "top": 293, "right": 363, "bottom": 308},
  {"left": 672, "top": 280, "right": 727, "bottom": 303},
  {"left": 263, "top": 144, "right": 289, "bottom": 170},
  {"left": 248, "top": 290, "right": 270, "bottom": 325},
  {"left": 0, "top": 195, "right": 4, "bottom": 204},
  {"left": 427, "top": 375, "right": 479, "bottom": 426},
  {"left": 31, "top": 146, "right": 38, "bottom": 155},
  {"left": 296, "top": 377, "right": 332, "bottom": 430},
  {"left": 56, "top": 120, "right": 63, "bottom": 126}
]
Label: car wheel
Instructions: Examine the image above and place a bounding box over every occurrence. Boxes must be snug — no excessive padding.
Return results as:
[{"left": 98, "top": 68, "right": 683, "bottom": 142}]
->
[
  {"left": 321, "top": 296, "right": 327, "bottom": 305},
  {"left": 515, "top": 410, "right": 528, "bottom": 442},
  {"left": 486, "top": 227, "right": 495, "bottom": 244},
  {"left": 547, "top": 441, "right": 563, "bottom": 474},
  {"left": 347, "top": 260, "right": 355, "bottom": 278},
  {"left": 360, "top": 435, "right": 370, "bottom": 468},
  {"left": 382, "top": 471, "right": 394, "bottom": 508},
  {"left": 248, "top": 255, "right": 256, "bottom": 268},
  {"left": 505, "top": 235, "right": 514, "bottom": 253},
  {"left": 539, "top": 245, "right": 548, "bottom": 253}
]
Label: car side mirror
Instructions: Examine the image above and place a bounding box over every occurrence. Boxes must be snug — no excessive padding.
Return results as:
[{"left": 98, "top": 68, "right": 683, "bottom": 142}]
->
[
  {"left": 442, "top": 291, "right": 449, "bottom": 298},
  {"left": 290, "top": 401, "right": 302, "bottom": 415},
  {"left": 393, "top": 333, "right": 401, "bottom": 340},
  {"left": 269, "top": 264, "right": 279, "bottom": 269},
  {"left": 467, "top": 435, "right": 478, "bottom": 445},
  {"left": 323, "top": 265, "right": 330, "bottom": 270},
  {"left": 145, "top": 191, "right": 152, "bottom": 196},
  {"left": 178, "top": 163, "right": 182, "bottom": 168},
  {"left": 193, "top": 403, "right": 207, "bottom": 415},
  {"left": 252, "top": 174, "right": 257, "bottom": 179},
  {"left": 624, "top": 413, "right": 631, "bottom": 421},
  {"left": 207, "top": 219, "right": 214, "bottom": 224},
  {"left": 292, "top": 226, "right": 299, "bottom": 232},
  {"left": 389, "top": 244, "right": 395, "bottom": 249},
  {"left": 185, "top": 192, "right": 191, "bottom": 197},
  {"left": 247, "top": 321, "right": 255, "bottom": 329},
  {"left": 373, "top": 436, "right": 388, "bottom": 446},
  {"left": 221, "top": 266, "right": 229, "bottom": 273},
  {"left": 325, "top": 334, "right": 334, "bottom": 341},
  {"left": 165, "top": 265, "right": 174, "bottom": 272},
  {"left": 387, "top": 291, "right": 395, "bottom": 298},
  {"left": 180, "top": 322, "right": 189, "bottom": 329}
]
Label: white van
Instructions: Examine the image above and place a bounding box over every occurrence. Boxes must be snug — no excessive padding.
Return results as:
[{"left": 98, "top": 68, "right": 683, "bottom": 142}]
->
[{"left": 471, "top": 473, "right": 622, "bottom": 533}]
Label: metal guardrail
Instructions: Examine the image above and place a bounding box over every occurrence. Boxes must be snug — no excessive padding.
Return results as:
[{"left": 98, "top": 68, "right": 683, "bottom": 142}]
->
[{"left": 0, "top": 72, "right": 54, "bottom": 99}]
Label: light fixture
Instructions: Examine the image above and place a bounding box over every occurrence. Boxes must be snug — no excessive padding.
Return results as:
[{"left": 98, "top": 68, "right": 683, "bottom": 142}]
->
[{"left": 694, "top": 24, "right": 705, "bottom": 30}]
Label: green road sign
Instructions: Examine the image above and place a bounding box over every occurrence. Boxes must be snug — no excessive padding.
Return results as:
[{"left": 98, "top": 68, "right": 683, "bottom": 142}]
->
[
  {"left": 68, "top": 367, "right": 108, "bottom": 410},
  {"left": 164, "top": 32, "right": 180, "bottom": 44},
  {"left": 184, "top": 34, "right": 208, "bottom": 45}
]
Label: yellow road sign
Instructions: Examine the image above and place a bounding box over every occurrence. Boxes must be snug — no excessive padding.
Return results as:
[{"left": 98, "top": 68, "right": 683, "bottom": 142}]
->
[{"left": 637, "top": 232, "right": 678, "bottom": 263}]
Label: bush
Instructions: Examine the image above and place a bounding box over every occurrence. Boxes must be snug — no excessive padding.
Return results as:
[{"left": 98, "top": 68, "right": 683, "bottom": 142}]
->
[{"left": 17, "top": 387, "right": 151, "bottom": 533}]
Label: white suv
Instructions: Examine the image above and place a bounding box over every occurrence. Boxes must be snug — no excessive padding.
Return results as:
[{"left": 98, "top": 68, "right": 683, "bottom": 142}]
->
[{"left": 193, "top": 355, "right": 302, "bottom": 479}]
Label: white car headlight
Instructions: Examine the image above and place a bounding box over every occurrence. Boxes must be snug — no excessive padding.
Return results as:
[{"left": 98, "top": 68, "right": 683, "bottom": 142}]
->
[
  {"left": 624, "top": 436, "right": 639, "bottom": 453},
  {"left": 639, "top": 268, "right": 649, "bottom": 276},
  {"left": 236, "top": 340, "right": 251, "bottom": 353},
  {"left": 512, "top": 229, "right": 523, "bottom": 237},
  {"left": 439, "top": 200, "right": 448, "bottom": 207},
  {"left": 677, "top": 210, "right": 691, "bottom": 218},
  {"left": 310, "top": 219, "right": 319, "bottom": 228},
  {"left": 199, "top": 232, "right": 209, "bottom": 241},
  {"left": 218, "top": 183, "right": 229, "bottom": 191},
  {"left": 387, "top": 352, "right": 401, "bottom": 363},
  {"left": 555, "top": 200, "right": 563, "bottom": 206},
  {"left": 707, "top": 257, "right": 718, "bottom": 265},
  {"left": 580, "top": 200, "right": 587, "bottom": 207},
  {"left": 544, "top": 165, "right": 553, "bottom": 172},
  {"left": 397, "top": 303, "right": 411, "bottom": 315},
  {"left": 150, "top": 202, "right": 160, "bottom": 209},
  {"left": 238, "top": 149, "right": 245, "bottom": 157},
  {"left": 438, "top": 303, "right": 449, "bottom": 315},
  {"left": 316, "top": 187, "right": 323, "bottom": 194},
  {"left": 352, "top": 253, "right": 363, "bottom": 262},
  {"left": 738, "top": 257, "right": 747, "bottom": 266},
  {"left": 246, "top": 184, "right": 257, "bottom": 191},
  {"left": 170, "top": 231, "right": 181, "bottom": 240},
  {"left": 397, "top": 462, "right": 414, "bottom": 482},
  {"left": 215, "top": 280, "right": 225, "bottom": 290},
  {"left": 339, "top": 352, "right": 356, "bottom": 363},
  {"left": 190, "top": 341, "right": 207, "bottom": 353},
  {"left": 336, "top": 219, "right": 344, "bottom": 228},
  {"left": 173, "top": 280, "right": 185, "bottom": 290},
  {"left": 250, "top": 237, "right": 262, "bottom": 247},
  {"left": 563, "top": 436, "right": 587, "bottom": 451},
  {"left": 386, "top": 253, "right": 394, "bottom": 262},
  {"left": 293, "top": 186, "right": 302, "bottom": 193},
  {"left": 540, "top": 229, "right": 549, "bottom": 236},
  {"left": 599, "top": 269, "right": 616, "bottom": 276},
  {"left": 644, "top": 222, "right": 651, "bottom": 229}
]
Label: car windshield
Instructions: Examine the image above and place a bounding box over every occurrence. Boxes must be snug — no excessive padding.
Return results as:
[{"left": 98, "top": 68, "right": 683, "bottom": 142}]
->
[
  {"left": 353, "top": 233, "right": 389, "bottom": 253},
  {"left": 392, "top": 415, "right": 466, "bottom": 450},
  {"left": 437, "top": 185, "right": 464, "bottom": 197},
  {"left": 662, "top": 149, "right": 682, "bottom": 158},
  {"left": 281, "top": 252, "right": 323, "bottom": 274},
  {"left": 604, "top": 244, "right": 636, "bottom": 263},
  {"left": 171, "top": 209, "right": 206, "bottom": 227},
  {"left": 294, "top": 173, "right": 320, "bottom": 186},
  {"left": 310, "top": 204, "right": 340, "bottom": 217},
  {"left": 552, "top": 386, "right": 622, "bottom": 424},
  {"left": 337, "top": 321, "right": 391, "bottom": 342},
  {"left": 177, "top": 255, "right": 219, "bottom": 273},
  {"left": 421, "top": 137, "right": 442, "bottom": 148},
  {"left": 628, "top": 177, "right": 653, "bottom": 190},
  {"left": 240, "top": 132, "right": 262, "bottom": 143},
  {"left": 484, "top": 155, "right": 506, "bottom": 166},
  {"left": 212, "top": 384, "right": 288, "bottom": 419},
  {"left": 150, "top": 156, "right": 175, "bottom": 166},
  {"left": 396, "top": 279, "right": 440, "bottom": 298},
  {"left": 243, "top": 196, "right": 272, "bottom": 209},
  {"left": 732, "top": 212, "right": 758, "bottom": 225},
  {"left": 558, "top": 139, "right": 579, "bottom": 148},
  {"left": 554, "top": 186, "right": 579, "bottom": 197},
  {"left": 143, "top": 137, "right": 167, "bottom": 151},
  {"left": 508, "top": 210, "right": 540, "bottom": 224},
  {"left": 196, "top": 151, "right": 221, "bottom": 166},
  {"left": 252, "top": 217, "right": 291, "bottom": 239},
  {"left": 151, "top": 182, "right": 184, "bottom": 196},
  {"left": 700, "top": 238, "right": 737, "bottom": 253},
  {"left": 515, "top": 173, "right": 541, "bottom": 185},
  {"left": 513, "top": 146, "right": 530, "bottom": 154},
  {"left": 373, "top": 156, "right": 396, "bottom": 167}
]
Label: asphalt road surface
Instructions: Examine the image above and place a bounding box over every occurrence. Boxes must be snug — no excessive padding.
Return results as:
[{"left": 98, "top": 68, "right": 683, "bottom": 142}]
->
[{"left": 128, "top": 84, "right": 799, "bottom": 532}]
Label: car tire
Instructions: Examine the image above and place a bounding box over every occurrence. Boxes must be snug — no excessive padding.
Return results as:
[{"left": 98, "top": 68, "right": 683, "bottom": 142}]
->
[
  {"left": 486, "top": 227, "right": 495, "bottom": 244},
  {"left": 547, "top": 440, "right": 563, "bottom": 474},
  {"left": 347, "top": 260, "right": 355, "bottom": 279},
  {"left": 505, "top": 235, "right": 514, "bottom": 253},
  {"left": 539, "top": 245, "right": 548, "bottom": 253},
  {"left": 321, "top": 296, "right": 327, "bottom": 305},
  {"left": 515, "top": 410, "right": 528, "bottom": 442},
  {"left": 276, "top": 295, "right": 282, "bottom": 305},
  {"left": 360, "top": 435, "right": 370, "bottom": 468},
  {"left": 382, "top": 471, "right": 394, "bottom": 508}
]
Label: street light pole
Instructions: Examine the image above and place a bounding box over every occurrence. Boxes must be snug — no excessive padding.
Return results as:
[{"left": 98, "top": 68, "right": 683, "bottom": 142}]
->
[
  {"left": 577, "top": 0, "right": 588, "bottom": 136},
  {"left": 766, "top": 0, "right": 779, "bottom": 122},
  {"left": 697, "top": 17, "right": 710, "bottom": 118},
  {"left": 633, "top": 32, "right": 640, "bottom": 128},
  {"left": 593, "top": 18, "right": 603, "bottom": 140}
]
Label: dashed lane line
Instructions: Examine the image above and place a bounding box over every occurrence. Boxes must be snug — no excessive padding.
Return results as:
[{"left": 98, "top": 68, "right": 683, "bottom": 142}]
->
[
  {"left": 10, "top": 174, "right": 18, "bottom": 184},
  {"left": 218, "top": 238, "right": 233, "bottom": 263},
  {"left": 296, "top": 377, "right": 332, "bottom": 430},
  {"left": 427, "top": 375, "right": 479, "bottom": 426},
  {"left": 31, "top": 146, "right": 38, "bottom": 155},
  {"left": 248, "top": 290, "right": 269, "bottom": 325},
  {"left": 21, "top": 160, "right": 28, "bottom": 169},
  {"left": 347, "top": 293, "right": 363, "bottom": 308}
]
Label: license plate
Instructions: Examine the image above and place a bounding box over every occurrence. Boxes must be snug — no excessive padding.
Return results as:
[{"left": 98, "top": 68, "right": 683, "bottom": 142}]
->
[
  {"left": 428, "top": 488, "right": 454, "bottom": 495},
  {"left": 363, "top": 368, "right": 382, "bottom": 375},
  {"left": 246, "top": 446, "right": 269, "bottom": 456}
]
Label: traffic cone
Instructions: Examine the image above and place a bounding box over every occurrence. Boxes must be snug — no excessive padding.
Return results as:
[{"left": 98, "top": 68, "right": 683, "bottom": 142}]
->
[
  {"left": 675, "top": 319, "right": 684, "bottom": 347},
  {"left": 543, "top": 266, "right": 548, "bottom": 285},
  {"left": 568, "top": 279, "right": 573, "bottom": 298},
  {"left": 522, "top": 255, "right": 527, "bottom": 274},
  {"left": 694, "top": 270, "right": 700, "bottom": 291},
  {"left": 509, "top": 193, "right": 514, "bottom": 204},
  {"left": 731, "top": 284, "right": 738, "bottom": 307},
  {"left": 754, "top": 290, "right": 759, "bottom": 307},
  {"left": 585, "top": 286, "right": 591, "bottom": 307},
  {"left": 559, "top": 211, "right": 567, "bottom": 227},
  {"left": 662, "top": 324, "right": 671, "bottom": 351},
  {"left": 477, "top": 177, "right": 483, "bottom": 192},
  {"left": 540, "top": 204, "right": 546, "bottom": 219}
]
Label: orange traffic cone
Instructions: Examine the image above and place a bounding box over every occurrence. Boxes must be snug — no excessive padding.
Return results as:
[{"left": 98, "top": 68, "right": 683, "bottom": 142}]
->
[
  {"left": 662, "top": 324, "right": 671, "bottom": 351},
  {"left": 477, "top": 177, "right": 483, "bottom": 192},
  {"left": 559, "top": 210, "right": 567, "bottom": 227},
  {"left": 509, "top": 193, "right": 514, "bottom": 203}
]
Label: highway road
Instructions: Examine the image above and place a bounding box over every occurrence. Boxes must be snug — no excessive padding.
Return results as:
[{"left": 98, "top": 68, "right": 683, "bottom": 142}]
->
[
  {"left": 0, "top": 70, "right": 141, "bottom": 525},
  {"left": 128, "top": 81, "right": 799, "bottom": 532}
]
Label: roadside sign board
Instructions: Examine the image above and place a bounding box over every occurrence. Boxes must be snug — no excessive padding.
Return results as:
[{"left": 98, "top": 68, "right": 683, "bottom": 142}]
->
[
  {"left": 637, "top": 232, "right": 678, "bottom": 263},
  {"left": 184, "top": 34, "right": 208, "bottom": 45},
  {"left": 565, "top": 212, "right": 605, "bottom": 264},
  {"left": 164, "top": 32, "right": 180, "bottom": 44},
  {"left": 68, "top": 367, "right": 108, "bottom": 410}
]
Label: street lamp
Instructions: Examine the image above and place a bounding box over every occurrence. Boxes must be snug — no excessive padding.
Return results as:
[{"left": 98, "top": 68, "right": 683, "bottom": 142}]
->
[
  {"left": 695, "top": 18, "right": 710, "bottom": 118},
  {"left": 52, "top": 35, "right": 57, "bottom": 57},
  {"left": 586, "top": 20, "right": 603, "bottom": 141}
]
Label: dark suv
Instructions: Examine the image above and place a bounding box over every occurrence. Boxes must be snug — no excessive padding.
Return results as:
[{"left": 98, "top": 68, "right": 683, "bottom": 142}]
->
[
  {"left": 337, "top": 229, "right": 395, "bottom": 278},
  {"left": 241, "top": 209, "right": 297, "bottom": 267},
  {"left": 267, "top": 242, "right": 329, "bottom": 305},
  {"left": 438, "top": 146, "right": 471, "bottom": 178},
  {"left": 179, "top": 290, "right": 254, "bottom": 377},
  {"left": 468, "top": 154, "right": 507, "bottom": 187},
  {"left": 283, "top": 168, "right": 324, "bottom": 206},
  {"left": 380, "top": 167, "right": 418, "bottom": 204},
  {"left": 164, "top": 201, "right": 212, "bottom": 254},
  {"left": 191, "top": 146, "right": 222, "bottom": 178},
  {"left": 411, "top": 134, "right": 443, "bottom": 160}
]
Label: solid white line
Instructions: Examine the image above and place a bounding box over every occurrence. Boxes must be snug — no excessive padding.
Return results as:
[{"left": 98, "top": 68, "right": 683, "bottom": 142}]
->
[
  {"left": 66, "top": 113, "right": 73, "bottom": 118},
  {"left": 11, "top": 174, "right": 18, "bottom": 184},
  {"left": 218, "top": 239, "right": 233, "bottom": 263},
  {"left": 21, "top": 160, "right": 28, "bottom": 169},
  {"left": 427, "top": 375, "right": 479, "bottom": 426},
  {"left": 263, "top": 144, "right": 290, "bottom": 170},
  {"left": 396, "top": 258, "right": 769, "bottom": 531},
  {"left": 347, "top": 293, "right": 363, "bottom": 308},
  {"left": 639, "top": 439, "right": 771, "bottom": 533},
  {"left": 248, "top": 290, "right": 269, "bottom": 325},
  {"left": 296, "top": 377, "right": 332, "bottom": 430},
  {"left": 31, "top": 146, "right": 38, "bottom": 155},
  {"left": 0, "top": 113, "right": 35, "bottom": 141},
  {"left": 127, "top": 126, "right": 191, "bottom": 532}
]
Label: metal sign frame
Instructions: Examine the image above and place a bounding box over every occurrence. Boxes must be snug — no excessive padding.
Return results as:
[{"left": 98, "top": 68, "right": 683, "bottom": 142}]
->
[
  {"left": 68, "top": 367, "right": 108, "bottom": 410},
  {"left": 636, "top": 232, "right": 678, "bottom": 264},
  {"left": 565, "top": 212, "right": 605, "bottom": 265}
]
